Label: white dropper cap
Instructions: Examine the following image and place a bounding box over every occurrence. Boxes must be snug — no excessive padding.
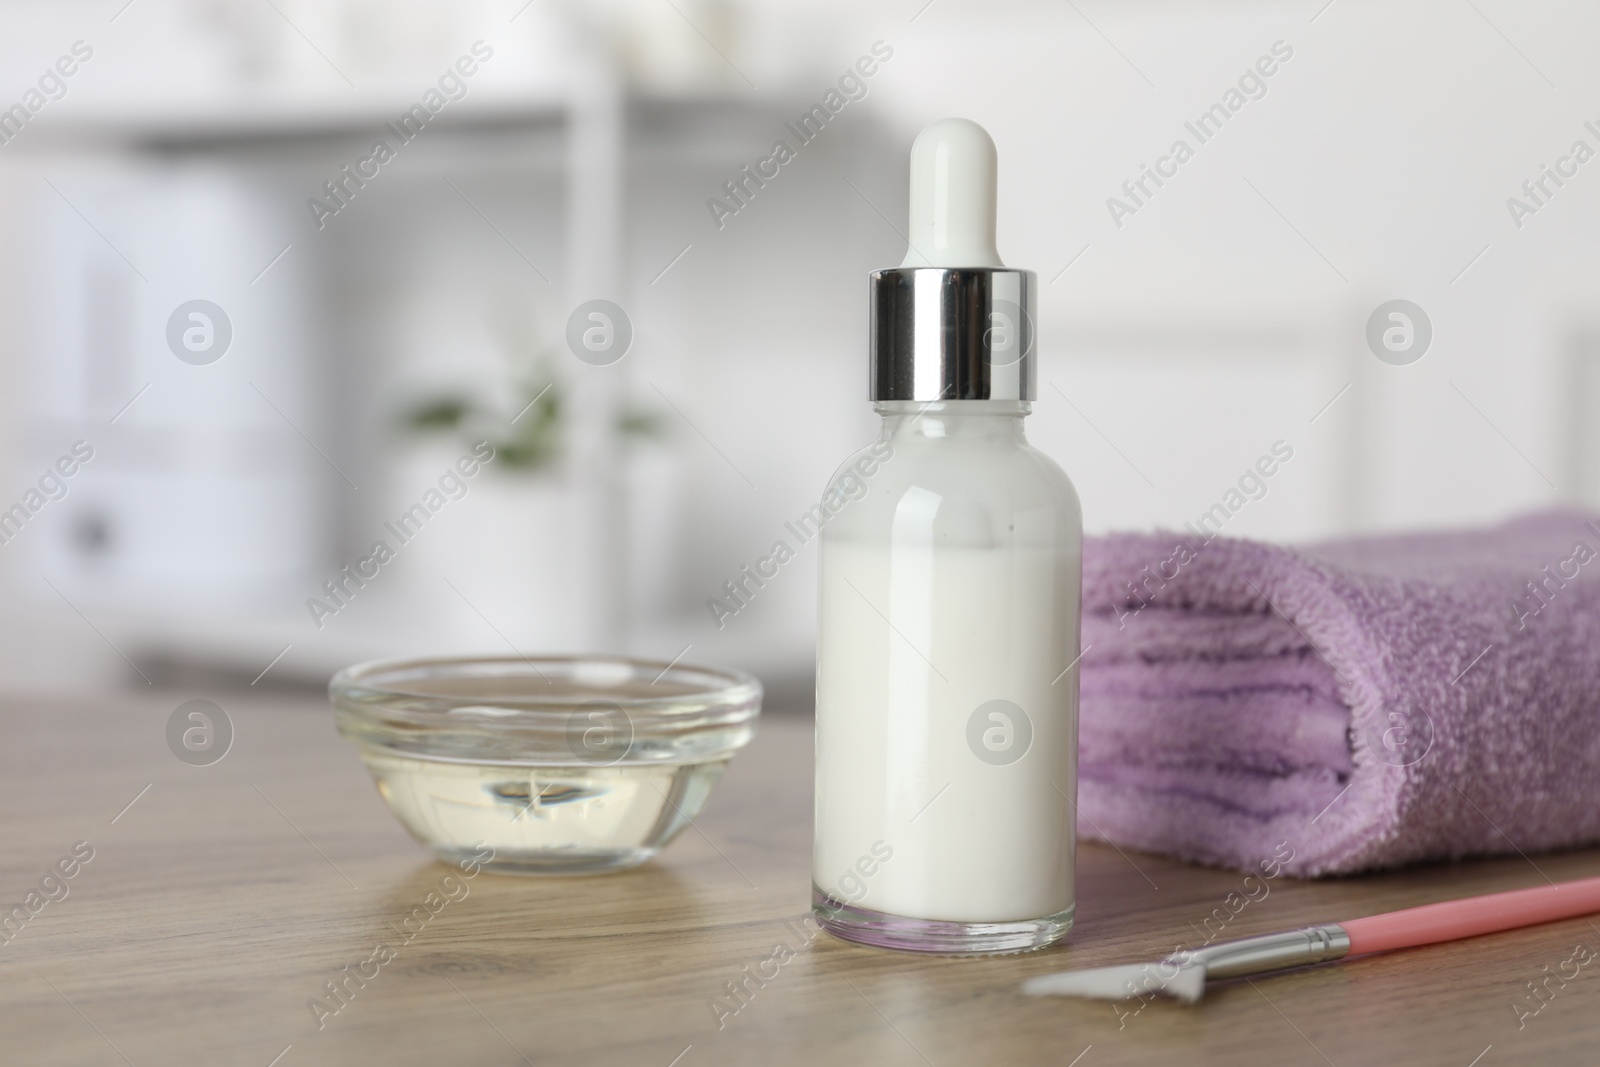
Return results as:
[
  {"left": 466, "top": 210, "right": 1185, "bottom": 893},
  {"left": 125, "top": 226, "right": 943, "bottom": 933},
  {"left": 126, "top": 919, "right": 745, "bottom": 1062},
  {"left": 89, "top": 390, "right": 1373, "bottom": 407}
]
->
[{"left": 899, "top": 117, "right": 1004, "bottom": 269}]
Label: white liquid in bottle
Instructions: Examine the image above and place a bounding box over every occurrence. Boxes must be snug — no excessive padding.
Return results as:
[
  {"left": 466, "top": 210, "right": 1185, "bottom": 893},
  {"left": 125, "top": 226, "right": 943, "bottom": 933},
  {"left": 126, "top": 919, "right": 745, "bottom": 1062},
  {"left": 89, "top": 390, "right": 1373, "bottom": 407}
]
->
[{"left": 817, "top": 537, "right": 1079, "bottom": 923}]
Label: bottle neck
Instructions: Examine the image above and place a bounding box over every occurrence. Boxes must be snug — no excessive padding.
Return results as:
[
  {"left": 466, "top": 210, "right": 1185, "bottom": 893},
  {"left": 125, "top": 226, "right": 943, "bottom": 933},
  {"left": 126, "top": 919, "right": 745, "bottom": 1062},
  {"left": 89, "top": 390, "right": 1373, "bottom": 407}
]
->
[{"left": 875, "top": 399, "right": 1030, "bottom": 444}]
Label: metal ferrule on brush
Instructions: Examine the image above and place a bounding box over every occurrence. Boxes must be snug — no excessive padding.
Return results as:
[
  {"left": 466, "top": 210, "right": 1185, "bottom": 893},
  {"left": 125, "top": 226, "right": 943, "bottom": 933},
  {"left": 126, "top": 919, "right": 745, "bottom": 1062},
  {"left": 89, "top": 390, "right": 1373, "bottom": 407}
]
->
[
  {"left": 1179, "top": 923, "right": 1351, "bottom": 980},
  {"left": 869, "top": 267, "right": 1036, "bottom": 402}
]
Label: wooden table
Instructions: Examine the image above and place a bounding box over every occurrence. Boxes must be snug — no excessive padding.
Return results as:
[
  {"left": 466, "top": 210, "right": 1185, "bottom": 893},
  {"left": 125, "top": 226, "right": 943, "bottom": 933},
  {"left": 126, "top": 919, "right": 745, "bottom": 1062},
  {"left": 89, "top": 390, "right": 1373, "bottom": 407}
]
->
[{"left": 4, "top": 693, "right": 1598, "bottom": 1066}]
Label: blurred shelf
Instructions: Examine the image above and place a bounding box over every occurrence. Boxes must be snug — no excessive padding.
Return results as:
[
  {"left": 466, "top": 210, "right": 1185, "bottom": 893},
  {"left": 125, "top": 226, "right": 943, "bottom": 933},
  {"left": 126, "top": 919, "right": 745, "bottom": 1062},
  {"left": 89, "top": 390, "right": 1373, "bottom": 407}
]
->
[{"left": 15, "top": 93, "right": 574, "bottom": 153}]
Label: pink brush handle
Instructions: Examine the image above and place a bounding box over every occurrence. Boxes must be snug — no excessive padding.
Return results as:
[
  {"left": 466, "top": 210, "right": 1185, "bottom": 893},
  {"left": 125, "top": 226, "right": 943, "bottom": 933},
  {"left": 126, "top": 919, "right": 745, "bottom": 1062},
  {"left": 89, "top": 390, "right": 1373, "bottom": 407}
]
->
[{"left": 1342, "top": 874, "right": 1600, "bottom": 955}]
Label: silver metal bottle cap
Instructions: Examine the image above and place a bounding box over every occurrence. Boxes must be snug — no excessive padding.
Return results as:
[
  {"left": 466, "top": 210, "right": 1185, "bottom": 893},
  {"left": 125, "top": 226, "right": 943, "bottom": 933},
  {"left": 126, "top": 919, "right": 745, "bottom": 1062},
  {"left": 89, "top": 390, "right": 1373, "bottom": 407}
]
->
[{"left": 869, "top": 266, "right": 1036, "bottom": 402}]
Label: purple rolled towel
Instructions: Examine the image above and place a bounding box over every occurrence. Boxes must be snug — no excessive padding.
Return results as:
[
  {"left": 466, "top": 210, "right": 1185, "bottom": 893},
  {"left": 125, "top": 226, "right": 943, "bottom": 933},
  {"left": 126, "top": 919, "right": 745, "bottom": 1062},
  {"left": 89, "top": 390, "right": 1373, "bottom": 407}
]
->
[{"left": 1077, "top": 510, "right": 1600, "bottom": 877}]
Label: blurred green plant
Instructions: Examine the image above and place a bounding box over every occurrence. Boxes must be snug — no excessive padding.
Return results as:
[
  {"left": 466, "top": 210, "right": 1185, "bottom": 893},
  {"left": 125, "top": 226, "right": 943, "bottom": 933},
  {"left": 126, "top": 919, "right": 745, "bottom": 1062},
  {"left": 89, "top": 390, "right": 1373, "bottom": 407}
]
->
[{"left": 400, "top": 314, "right": 661, "bottom": 472}]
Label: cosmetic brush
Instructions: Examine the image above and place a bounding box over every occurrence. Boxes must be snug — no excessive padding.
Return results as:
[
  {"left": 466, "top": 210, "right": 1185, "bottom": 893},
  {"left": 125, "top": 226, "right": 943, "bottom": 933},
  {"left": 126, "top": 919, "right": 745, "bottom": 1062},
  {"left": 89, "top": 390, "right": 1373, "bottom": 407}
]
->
[{"left": 1021, "top": 873, "right": 1600, "bottom": 1003}]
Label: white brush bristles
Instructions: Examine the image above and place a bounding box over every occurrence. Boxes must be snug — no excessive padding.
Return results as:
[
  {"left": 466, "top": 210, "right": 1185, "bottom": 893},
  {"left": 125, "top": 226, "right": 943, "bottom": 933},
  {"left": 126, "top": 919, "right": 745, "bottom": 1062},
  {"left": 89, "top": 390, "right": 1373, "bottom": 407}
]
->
[{"left": 1021, "top": 961, "right": 1208, "bottom": 1004}]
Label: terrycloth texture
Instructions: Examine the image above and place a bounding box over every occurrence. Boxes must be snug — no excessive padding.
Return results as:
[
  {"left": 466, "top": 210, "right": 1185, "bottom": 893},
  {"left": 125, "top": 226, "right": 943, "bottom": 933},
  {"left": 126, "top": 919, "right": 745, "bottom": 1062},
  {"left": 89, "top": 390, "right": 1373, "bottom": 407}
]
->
[{"left": 1076, "top": 511, "right": 1600, "bottom": 877}]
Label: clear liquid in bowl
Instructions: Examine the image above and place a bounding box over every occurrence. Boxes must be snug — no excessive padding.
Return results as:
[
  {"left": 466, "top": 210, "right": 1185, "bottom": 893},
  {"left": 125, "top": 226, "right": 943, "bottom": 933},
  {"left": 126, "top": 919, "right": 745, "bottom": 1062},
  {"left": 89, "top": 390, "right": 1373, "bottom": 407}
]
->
[{"left": 362, "top": 752, "right": 728, "bottom": 874}]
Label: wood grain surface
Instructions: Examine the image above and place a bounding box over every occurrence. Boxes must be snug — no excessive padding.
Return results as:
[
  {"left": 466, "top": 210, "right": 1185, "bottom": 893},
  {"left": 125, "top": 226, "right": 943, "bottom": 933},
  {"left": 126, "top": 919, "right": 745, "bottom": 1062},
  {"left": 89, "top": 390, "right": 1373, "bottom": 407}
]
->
[{"left": 2, "top": 693, "right": 1597, "bottom": 1066}]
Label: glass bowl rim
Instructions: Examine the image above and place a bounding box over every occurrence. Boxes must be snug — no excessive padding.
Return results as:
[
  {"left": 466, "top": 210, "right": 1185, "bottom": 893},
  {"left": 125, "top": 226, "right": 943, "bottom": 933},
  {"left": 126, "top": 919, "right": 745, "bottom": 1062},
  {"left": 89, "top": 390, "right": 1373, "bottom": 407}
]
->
[{"left": 329, "top": 653, "right": 763, "bottom": 726}]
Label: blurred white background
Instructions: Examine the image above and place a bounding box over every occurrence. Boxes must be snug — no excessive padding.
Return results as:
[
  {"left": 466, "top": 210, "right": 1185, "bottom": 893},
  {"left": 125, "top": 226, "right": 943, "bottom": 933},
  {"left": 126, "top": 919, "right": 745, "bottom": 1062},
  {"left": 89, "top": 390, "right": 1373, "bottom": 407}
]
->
[{"left": 0, "top": 0, "right": 1595, "bottom": 706}]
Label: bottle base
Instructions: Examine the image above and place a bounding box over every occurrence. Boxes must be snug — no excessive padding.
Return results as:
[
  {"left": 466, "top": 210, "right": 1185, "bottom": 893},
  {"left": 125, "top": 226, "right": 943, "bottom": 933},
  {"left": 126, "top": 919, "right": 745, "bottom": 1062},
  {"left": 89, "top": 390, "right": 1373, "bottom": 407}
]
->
[{"left": 811, "top": 885, "right": 1073, "bottom": 955}]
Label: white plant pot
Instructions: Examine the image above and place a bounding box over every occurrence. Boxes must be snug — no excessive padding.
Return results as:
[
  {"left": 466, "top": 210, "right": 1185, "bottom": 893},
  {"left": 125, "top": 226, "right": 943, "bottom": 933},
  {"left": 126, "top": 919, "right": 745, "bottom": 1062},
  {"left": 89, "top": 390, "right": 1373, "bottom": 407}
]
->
[{"left": 380, "top": 446, "right": 578, "bottom": 653}]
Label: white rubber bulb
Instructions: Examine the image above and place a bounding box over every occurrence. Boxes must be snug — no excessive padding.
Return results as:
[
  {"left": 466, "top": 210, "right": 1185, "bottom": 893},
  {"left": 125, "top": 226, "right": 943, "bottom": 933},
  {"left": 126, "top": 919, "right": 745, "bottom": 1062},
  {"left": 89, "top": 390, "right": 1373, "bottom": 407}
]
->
[{"left": 899, "top": 117, "right": 1004, "bottom": 268}]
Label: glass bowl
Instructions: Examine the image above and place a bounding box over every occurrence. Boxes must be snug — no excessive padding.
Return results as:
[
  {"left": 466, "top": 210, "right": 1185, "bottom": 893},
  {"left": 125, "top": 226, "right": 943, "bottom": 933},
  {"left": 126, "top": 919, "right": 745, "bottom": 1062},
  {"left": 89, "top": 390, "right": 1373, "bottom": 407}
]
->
[{"left": 330, "top": 655, "right": 762, "bottom": 875}]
